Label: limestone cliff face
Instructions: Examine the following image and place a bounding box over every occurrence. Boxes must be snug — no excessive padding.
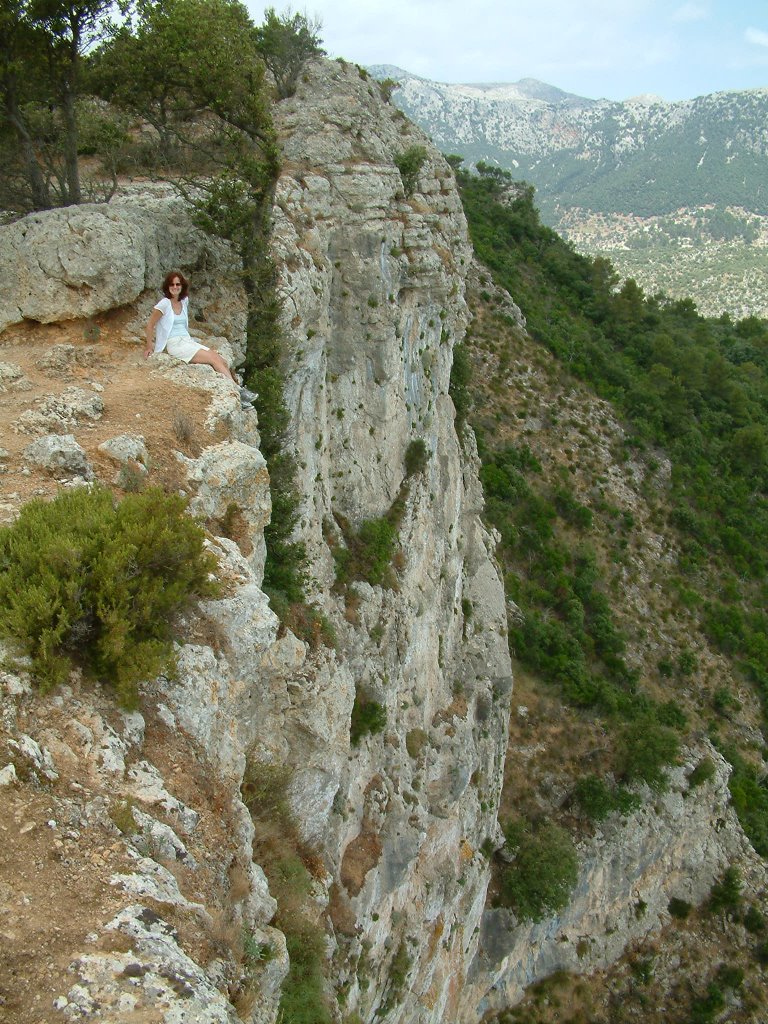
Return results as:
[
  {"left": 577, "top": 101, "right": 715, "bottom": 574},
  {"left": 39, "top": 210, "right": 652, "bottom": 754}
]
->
[
  {"left": 263, "top": 59, "right": 513, "bottom": 1022},
  {"left": 462, "top": 744, "right": 763, "bottom": 1017}
]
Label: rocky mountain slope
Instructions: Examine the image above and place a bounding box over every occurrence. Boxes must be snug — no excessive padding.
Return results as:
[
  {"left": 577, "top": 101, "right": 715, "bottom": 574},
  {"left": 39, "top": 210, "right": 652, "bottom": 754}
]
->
[
  {"left": 370, "top": 66, "right": 768, "bottom": 218},
  {"left": 0, "top": 58, "right": 766, "bottom": 1024},
  {"left": 371, "top": 66, "right": 768, "bottom": 319}
]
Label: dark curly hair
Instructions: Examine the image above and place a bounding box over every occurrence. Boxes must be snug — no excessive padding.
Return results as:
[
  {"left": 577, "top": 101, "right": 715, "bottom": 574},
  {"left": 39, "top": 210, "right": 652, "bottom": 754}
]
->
[{"left": 162, "top": 270, "right": 189, "bottom": 299}]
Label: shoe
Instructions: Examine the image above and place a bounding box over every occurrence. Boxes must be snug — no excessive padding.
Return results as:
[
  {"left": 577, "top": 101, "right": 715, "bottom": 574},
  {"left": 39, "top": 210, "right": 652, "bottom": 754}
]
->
[{"left": 239, "top": 386, "right": 258, "bottom": 404}]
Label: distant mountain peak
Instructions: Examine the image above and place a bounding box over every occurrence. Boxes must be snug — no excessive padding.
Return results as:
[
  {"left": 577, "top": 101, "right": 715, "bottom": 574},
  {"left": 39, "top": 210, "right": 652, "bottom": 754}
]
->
[
  {"left": 368, "top": 63, "right": 768, "bottom": 220},
  {"left": 368, "top": 66, "right": 593, "bottom": 107},
  {"left": 624, "top": 93, "right": 666, "bottom": 105}
]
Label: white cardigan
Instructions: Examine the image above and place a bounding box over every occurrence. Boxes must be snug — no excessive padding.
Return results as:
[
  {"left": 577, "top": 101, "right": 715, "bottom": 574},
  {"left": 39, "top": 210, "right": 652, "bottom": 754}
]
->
[{"left": 153, "top": 296, "right": 188, "bottom": 353}]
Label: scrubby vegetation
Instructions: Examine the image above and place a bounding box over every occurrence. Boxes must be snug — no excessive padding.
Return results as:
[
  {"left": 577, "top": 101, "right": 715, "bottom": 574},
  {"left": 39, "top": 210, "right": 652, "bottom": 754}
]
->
[
  {"left": 573, "top": 775, "right": 641, "bottom": 821},
  {"left": 449, "top": 343, "right": 472, "bottom": 434},
  {"left": 404, "top": 438, "right": 429, "bottom": 476},
  {"left": 476, "top": 430, "right": 682, "bottom": 793},
  {"left": 350, "top": 689, "right": 387, "bottom": 745},
  {"left": 331, "top": 513, "right": 399, "bottom": 589},
  {"left": 0, "top": 486, "right": 218, "bottom": 705},
  {"left": 329, "top": 436, "right": 429, "bottom": 595}
]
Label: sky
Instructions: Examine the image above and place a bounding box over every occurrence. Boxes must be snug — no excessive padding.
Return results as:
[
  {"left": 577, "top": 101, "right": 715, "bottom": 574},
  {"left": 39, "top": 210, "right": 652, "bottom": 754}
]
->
[{"left": 246, "top": 0, "right": 768, "bottom": 102}]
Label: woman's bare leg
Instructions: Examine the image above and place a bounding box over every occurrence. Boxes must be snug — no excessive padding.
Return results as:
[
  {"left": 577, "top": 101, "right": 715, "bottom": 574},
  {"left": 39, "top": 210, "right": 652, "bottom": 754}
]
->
[{"left": 190, "top": 348, "right": 237, "bottom": 384}]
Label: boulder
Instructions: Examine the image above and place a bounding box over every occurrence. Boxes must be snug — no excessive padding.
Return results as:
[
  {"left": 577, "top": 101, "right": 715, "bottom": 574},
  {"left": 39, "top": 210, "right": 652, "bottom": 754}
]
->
[
  {"left": 0, "top": 198, "right": 209, "bottom": 332},
  {"left": 98, "top": 434, "right": 149, "bottom": 469},
  {"left": 24, "top": 434, "right": 92, "bottom": 478}
]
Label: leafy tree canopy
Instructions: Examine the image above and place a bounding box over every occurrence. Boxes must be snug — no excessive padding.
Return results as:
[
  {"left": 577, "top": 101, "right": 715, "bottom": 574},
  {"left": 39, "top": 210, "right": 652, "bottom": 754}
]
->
[{"left": 253, "top": 6, "right": 324, "bottom": 99}]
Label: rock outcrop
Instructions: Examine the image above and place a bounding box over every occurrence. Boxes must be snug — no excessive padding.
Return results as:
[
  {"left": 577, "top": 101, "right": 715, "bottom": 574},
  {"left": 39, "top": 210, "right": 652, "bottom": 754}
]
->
[{"left": 463, "top": 745, "right": 763, "bottom": 1016}]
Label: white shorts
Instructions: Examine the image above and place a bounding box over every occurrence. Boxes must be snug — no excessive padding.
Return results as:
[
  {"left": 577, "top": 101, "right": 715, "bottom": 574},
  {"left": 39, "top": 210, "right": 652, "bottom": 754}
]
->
[{"left": 165, "top": 334, "right": 209, "bottom": 362}]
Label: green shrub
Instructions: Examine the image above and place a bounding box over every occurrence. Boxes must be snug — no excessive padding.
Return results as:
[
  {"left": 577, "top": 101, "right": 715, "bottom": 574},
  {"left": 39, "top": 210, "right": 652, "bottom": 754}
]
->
[
  {"left": 616, "top": 719, "right": 679, "bottom": 792},
  {"left": 378, "top": 77, "right": 399, "bottom": 102},
  {"left": 242, "top": 928, "right": 273, "bottom": 968},
  {"left": 404, "top": 439, "right": 429, "bottom": 476},
  {"left": 0, "top": 486, "right": 218, "bottom": 706},
  {"left": 334, "top": 515, "right": 397, "bottom": 588},
  {"left": 708, "top": 866, "right": 742, "bottom": 914},
  {"left": 721, "top": 743, "right": 768, "bottom": 856},
  {"left": 573, "top": 775, "right": 615, "bottom": 820},
  {"left": 687, "top": 757, "right": 716, "bottom": 789},
  {"left": 449, "top": 343, "right": 472, "bottom": 432},
  {"left": 712, "top": 685, "right": 741, "bottom": 716},
  {"left": 241, "top": 759, "right": 332, "bottom": 1024},
  {"left": 716, "top": 963, "right": 744, "bottom": 990},
  {"left": 394, "top": 145, "right": 428, "bottom": 196},
  {"left": 390, "top": 939, "right": 412, "bottom": 988},
  {"left": 350, "top": 690, "right": 386, "bottom": 745},
  {"left": 109, "top": 798, "right": 138, "bottom": 834},
  {"left": 677, "top": 649, "right": 697, "bottom": 675},
  {"left": 281, "top": 918, "right": 332, "bottom": 1024},
  {"left": 552, "top": 487, "right": 593, "bottom": 529},
  {"left": 689, "top": 983, "right": 725, "bottom": 1024},
  {"left": 744, "top": 905, "right": 766, "bottom": 933},
  {"left": 498, "top": 819, "right": 578, "bottom": 922},
  {"left": 573, "top": 775, "right": 640, "bottom": 821},
  {"left": 630, "top": 957, "right": 654, "bottom": 984},
  {"left": 668, "top": 897, "right": 692, "bottom": 919},
  {"left": 656, "top": 700, "right": 688, "bottom": 730}
]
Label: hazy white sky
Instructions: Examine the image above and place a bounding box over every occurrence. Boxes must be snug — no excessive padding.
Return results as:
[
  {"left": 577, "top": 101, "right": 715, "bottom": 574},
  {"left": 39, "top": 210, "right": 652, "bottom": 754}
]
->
[{"left": 246, "top": 0, "right": 768, "bottom": 101}]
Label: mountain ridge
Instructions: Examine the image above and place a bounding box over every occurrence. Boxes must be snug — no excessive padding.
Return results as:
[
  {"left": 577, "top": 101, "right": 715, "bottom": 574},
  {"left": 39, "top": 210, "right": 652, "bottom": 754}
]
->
[{"left": 370, "top": 64, "right": 768, "bottom": 317}]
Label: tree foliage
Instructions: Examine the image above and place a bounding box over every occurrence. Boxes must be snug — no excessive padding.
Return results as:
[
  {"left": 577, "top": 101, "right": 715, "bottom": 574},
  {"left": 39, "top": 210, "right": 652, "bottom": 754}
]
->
[
  {"left": 92, "top": 0, "right": 277, "bottom": 173},
  {"left": 394, "top": 144, "right": 428, "bottom": 197},
  {"left": 0, "top": 0, "right": 119, "bottom": 211},
  {"left": 253, "top": 6, "right": 324, "bottom": 99}
]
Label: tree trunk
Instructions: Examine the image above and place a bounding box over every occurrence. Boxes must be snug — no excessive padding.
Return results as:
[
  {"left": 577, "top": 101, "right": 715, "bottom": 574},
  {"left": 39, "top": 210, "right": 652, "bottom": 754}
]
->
[
  {"left": 59, "top": 18, "right": 81, "bottom": 205},
  {"left": 60, "top": 79, "right": 80, "bottom": 205},
  {"left": 4, "top": 89, "right": 51, "bottom": 210}
]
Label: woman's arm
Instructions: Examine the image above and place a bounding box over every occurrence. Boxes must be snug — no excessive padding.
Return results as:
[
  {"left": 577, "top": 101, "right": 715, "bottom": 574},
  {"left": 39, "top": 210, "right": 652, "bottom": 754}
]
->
[{"left": 144, "top": 308, "right": 163, "bottom": 358}]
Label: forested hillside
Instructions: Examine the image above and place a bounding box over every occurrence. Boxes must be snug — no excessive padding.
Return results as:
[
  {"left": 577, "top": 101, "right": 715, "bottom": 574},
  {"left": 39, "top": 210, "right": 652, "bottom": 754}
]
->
[
  {"left": 456, "top": 164, "right": 768, "bottom": 1019},
  {"left": 460, "top": 161, "right": 768, "bottom": 846}
]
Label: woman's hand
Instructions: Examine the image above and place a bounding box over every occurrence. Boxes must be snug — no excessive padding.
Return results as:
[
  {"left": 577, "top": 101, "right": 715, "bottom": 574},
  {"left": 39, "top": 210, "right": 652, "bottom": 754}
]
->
[{"left": 145, "top": 307, "right": 163, "bottom": 360}]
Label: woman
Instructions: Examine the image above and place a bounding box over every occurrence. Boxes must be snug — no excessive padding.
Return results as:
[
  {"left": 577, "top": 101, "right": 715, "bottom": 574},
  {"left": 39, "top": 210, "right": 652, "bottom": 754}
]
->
[{"left": 144, "top": 270, "right": 240, "bottom": 387}]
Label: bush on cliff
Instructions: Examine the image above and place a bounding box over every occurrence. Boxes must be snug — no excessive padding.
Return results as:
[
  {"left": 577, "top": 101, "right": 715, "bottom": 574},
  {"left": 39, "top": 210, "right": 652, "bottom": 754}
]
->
[
  {"left": 0, "top": 486, "right": 218, "bottom": 706},
  {"left": 498, "top": 818, "right": 578, "bottom": 922}
]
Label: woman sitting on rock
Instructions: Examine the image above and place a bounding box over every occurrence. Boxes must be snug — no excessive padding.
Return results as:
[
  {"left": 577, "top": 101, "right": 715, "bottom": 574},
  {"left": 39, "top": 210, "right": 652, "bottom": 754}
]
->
[{"left": 144, "top": 270, "right": 239, "bottom": 385}]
